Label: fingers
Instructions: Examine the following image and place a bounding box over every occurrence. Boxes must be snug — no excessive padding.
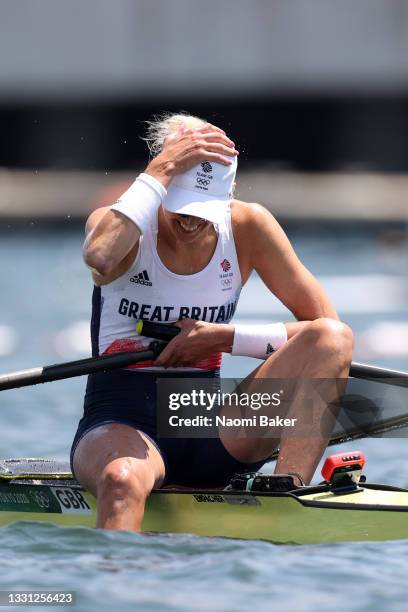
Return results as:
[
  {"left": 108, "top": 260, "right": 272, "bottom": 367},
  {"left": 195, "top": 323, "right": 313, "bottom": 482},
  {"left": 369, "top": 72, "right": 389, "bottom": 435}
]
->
[
  {"left": 154, "top": 320, "right": 204, "bottom": 367},
  {"left": 200, "top": 145, "right": 239, "bottom": 165},
  {"left": 154, "top": 349, "right": 172, "bottom": 368},
  {"left": 198, "top": 123, "right": 226, "bottom": 137},
  {"left": 180, "top": 129, "right": 235, "bottom": 150},
  {"left": 191, "top": 133, "right": 238, "bottom": 165},
  {"left": 198, "top": 132, "right": 236, "bottom": 154},
  {"left": 196, "top": 128, "right": 238, "bottom": 164},
  {"left": 154, "top": 338, "right": 183, "bottom": 368},
  {"left": 160, "top": 123, "right": 238, "bottom": 173},
  {"left": 154, "top": 349, "right": 183, "bottom": 368},
  {"left": 198, "top": 128, "right": 235, "bottom": 148},
  {"left": 178, "top": 124, "right": 235, "bottom": 148},
  {"left": 154, "top": 337, "right": 191, "bottom": 368}
]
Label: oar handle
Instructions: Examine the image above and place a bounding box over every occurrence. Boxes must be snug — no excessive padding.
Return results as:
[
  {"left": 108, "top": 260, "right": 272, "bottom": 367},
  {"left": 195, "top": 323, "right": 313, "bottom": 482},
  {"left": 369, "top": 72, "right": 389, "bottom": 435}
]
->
[{"left": 136, "top": 319, "right": 180, "bottom": 342}]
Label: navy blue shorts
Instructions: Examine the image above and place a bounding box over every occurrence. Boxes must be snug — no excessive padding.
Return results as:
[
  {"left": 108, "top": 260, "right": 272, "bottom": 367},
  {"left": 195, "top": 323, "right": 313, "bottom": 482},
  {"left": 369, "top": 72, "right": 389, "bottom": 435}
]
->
[{"left": 71, "top": 369, "right": 267, "bottom": 486}]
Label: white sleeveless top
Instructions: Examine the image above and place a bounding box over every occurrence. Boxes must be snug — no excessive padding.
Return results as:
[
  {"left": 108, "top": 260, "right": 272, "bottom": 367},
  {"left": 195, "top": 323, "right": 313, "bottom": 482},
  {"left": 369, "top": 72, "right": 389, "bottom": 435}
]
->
[{"left": 91, "top": 207, "right": 242, "bottom": 371}]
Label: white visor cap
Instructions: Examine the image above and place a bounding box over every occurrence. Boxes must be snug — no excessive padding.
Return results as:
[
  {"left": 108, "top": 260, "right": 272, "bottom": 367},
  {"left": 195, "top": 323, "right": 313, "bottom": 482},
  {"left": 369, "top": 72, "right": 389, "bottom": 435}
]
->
[{"left": 163, "top": 156, "right": 237, "bottom": 224}]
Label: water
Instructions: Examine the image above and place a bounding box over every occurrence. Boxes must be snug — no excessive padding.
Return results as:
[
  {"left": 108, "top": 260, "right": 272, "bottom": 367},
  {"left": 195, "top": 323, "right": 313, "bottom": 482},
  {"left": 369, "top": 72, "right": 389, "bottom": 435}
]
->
[
  {"left": 1, "top": 525, "right": 408, "bottom": 612},
  {"left": 0, "top": 224, "right": 407, "bottom": 611}
]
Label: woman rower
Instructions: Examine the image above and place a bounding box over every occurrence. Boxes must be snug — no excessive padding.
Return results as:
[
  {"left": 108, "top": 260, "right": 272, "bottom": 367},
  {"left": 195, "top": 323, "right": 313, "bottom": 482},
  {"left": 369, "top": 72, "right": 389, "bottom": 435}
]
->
[{"left": 71, "top": 113, "right": 353, "bottom": 531}]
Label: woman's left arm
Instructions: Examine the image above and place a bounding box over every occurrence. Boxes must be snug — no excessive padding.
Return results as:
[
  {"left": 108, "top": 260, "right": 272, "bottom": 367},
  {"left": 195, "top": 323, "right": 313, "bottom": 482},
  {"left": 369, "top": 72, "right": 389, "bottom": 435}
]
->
[
  {"left": 246, "top": 203, "right": 339, "bottom": 323},
  {"left": 155, "top": 203, "right": 339, "bottom": 367}
]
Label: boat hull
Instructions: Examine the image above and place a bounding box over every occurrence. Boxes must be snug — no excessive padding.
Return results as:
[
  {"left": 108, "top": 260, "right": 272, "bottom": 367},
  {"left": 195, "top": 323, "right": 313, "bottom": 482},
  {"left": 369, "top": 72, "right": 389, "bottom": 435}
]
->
[
  {"left": 1, "top": 478, "right": 408, "bottom": 544},
  {"left": 144, "top": 487, "right": 408, "bottom": 544}
]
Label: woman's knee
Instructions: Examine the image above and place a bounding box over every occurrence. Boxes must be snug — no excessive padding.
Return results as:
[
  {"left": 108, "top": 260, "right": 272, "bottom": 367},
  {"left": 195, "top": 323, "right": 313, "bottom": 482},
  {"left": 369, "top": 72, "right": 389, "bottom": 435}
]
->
[
  {"left": 72, "top": 424, "right": 166, "bottom": 496},
  {"left": 97, "top": 457, "right": 155, "bottom": 504},
  {"left": 303, "top": 318, "right": 354, "bottom": 366}
]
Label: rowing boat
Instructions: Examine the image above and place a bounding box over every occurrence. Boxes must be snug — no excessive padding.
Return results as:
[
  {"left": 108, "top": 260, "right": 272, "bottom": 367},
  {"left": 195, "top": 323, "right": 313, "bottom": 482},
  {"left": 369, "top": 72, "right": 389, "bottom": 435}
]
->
[
  {"left": 1, "top": 457, "right": 408, "bottom": 545},
  {"left": 1, "top": 339, "right": 408, "bottom": 544}
]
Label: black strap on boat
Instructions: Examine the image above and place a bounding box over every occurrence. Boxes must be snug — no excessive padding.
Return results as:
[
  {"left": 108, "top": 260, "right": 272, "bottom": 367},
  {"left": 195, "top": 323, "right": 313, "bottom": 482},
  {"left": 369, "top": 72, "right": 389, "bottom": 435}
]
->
[{"left": 287, "top": 472, "right": 306, "bottom": 487}]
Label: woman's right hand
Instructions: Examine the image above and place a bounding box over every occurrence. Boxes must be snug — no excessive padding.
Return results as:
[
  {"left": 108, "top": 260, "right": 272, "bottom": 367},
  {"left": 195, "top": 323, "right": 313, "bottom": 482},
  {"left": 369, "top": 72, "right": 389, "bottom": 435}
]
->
[{"left": 145, "top": 123, "right": 239, "bottom": 187}]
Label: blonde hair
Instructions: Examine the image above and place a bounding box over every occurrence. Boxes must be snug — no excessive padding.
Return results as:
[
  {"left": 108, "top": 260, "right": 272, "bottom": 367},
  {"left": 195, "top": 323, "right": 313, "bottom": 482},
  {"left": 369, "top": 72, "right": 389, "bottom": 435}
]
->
[{"left": 142, "top": 111, "right": 207, "bottom": 157}]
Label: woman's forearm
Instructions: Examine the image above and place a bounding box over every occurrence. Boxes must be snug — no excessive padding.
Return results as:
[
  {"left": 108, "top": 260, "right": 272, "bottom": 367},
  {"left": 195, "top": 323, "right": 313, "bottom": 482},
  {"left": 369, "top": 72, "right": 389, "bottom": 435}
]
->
[
  {"left": 83, "top": 210, "right": 140, "bottom": 276},
  {"left": 85, "top": 169, "right": 167, "bottom": 276}
]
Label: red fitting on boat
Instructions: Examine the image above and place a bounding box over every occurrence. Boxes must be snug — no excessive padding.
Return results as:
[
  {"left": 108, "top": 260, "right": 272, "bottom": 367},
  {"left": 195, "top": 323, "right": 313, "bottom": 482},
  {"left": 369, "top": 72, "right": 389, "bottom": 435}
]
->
[{"left": 321, "top": 451, "right": 366, "bottom": 482}]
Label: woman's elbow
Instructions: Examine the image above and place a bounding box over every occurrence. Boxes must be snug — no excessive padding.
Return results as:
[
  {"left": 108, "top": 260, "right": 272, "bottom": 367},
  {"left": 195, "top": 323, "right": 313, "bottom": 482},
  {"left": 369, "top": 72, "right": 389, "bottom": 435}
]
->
[{"left": 83, "top": 247, "right": 115, "bottom": 276}]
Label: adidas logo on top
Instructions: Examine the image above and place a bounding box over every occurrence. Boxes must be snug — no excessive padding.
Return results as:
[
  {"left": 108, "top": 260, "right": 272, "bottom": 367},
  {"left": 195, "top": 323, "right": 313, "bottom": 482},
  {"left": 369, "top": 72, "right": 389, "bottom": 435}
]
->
[{"left": 130, "top": 270, "right": 152, "bottom": 286}]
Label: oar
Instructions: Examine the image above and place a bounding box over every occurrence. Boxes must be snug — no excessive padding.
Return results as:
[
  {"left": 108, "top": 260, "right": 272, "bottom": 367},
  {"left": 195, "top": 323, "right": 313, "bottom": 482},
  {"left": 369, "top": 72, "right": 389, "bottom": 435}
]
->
[
  {"left": 0, "top": 354, "right": 407, "bottom": 393},
  {"left": 0, "top": 316, "right": 407, "bottom": 392},
  {"left": 269, "top": 411, "right": 408, "bottom": 462},
  {"left": 1, "top": 337, "right": 408, "bottom": 456},
  {"left": 350, "top": 362, "right": 408, "bottom": 387},
  {"left": 0, "top": 343, "right": 163, "bottom": 391},
  {"left": 1, "top": 350, "right": 407, "bottom": 393}
]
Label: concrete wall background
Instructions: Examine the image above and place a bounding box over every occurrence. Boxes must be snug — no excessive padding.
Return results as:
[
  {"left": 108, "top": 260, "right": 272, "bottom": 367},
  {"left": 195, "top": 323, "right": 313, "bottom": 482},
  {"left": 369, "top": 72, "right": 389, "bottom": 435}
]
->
[
  {"left": 2, "top": 0, "right": 408, "bottom": 101},
  {"left": 2, "top": 1, "right": 408, "bottom": 220},
  {"left": 1, "top": 168, "right": 407, "bottom": 222}
]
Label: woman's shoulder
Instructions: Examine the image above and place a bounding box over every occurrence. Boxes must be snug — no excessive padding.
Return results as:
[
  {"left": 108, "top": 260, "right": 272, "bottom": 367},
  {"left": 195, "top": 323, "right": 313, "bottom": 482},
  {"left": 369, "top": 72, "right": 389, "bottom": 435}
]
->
[
  {"left": 229, "top": 200, "right": 278, "bottom": 281},
  {"left": 230, "top": 199, "right": 276, "bottom": 230}
]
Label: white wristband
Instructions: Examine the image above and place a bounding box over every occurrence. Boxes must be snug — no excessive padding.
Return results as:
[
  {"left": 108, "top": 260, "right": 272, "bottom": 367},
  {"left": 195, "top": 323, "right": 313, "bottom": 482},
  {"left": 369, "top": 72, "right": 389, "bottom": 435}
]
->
[
  {"left": 110, "top": 173, "right": 167, "bottom": 234},
  {"left": 231, "top": 323, "right": 287, "bottom": 359}
]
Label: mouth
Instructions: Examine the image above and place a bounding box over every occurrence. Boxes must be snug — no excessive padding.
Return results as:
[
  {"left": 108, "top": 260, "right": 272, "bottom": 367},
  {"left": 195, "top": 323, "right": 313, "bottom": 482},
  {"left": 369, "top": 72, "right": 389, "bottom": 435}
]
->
[{"left": 177, "top": 218, "right": 207, "bottom": 234}]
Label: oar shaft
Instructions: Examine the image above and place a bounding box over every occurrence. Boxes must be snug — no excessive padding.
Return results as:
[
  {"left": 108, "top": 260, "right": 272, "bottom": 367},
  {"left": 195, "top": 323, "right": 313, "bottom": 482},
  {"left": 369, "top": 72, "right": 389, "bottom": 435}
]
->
[
  {"left": 1, "top": 340, "right": 407, "bottom": 392},
  {"left": 0, "top": 349, "right": 156, "bottom": 391},
  {"left": 350, "top": 362, "right": 408, "bottom": 387}
]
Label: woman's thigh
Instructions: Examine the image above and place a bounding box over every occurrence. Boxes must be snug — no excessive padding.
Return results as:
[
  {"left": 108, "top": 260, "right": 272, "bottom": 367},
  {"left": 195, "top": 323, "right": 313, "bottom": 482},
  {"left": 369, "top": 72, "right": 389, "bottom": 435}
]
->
[{"left": 72, "top": 422, "right": 166, "bottom": 497}]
